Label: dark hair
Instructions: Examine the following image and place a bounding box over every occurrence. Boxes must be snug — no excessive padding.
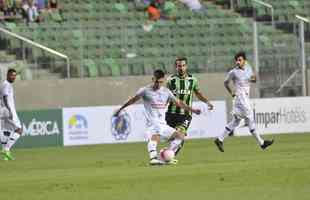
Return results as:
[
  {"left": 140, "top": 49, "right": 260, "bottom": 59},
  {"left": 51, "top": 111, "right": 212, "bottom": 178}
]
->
[
  {"left": 153, "top": 69, "right": 165, "bottom": 79},
  {"left": 7, "top": 68, "right": 17, "bottom": 75},
  {"left": 175, "top": 57, "right": 187, "bottom": 65},
  {"left": 234, "top": 51, "right": 246, "bottom": 61}
]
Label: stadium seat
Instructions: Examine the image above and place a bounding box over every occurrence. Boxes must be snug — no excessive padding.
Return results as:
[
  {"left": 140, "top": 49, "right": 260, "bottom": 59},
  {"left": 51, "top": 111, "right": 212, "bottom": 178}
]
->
[
  {"left": 83, "top": 59, "right": 98, "bottom": 77},
  {"left": 102, "top": 58, "right": 121, "bottom": 76}
]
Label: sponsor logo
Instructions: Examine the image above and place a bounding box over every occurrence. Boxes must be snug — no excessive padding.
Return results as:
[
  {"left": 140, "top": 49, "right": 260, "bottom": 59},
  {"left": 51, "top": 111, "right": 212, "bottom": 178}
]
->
[
  {"left": 111, "top": 112, "right": 131, "bottom": 140},
  {"left": 68, "top": 114, "right": 88, "bottom": 140},
  {"left": 253, "top": 106, "right": 307, "bottom": 128},
  {"left": 22, "top": 119, "right": 60, "bottom": 136}
]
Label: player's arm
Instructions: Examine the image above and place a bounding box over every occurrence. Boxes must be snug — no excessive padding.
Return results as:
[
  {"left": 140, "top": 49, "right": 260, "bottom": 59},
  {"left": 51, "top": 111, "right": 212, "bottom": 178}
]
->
[
  {"left": 224, "top": 71, "right": 235, "bottom": 97},
  {"left": 114, "top": 95, "right": 141, "bottom": 116},
  {"left": 3, "top": 95, "right": 12, "bottom": 119},
  {"left": 250, "top": 75, "right": 256, "bottom": 83},
  {"left": 224, "top": 80, "right": 235, "bottom": 98},
  {"left": 194, "top": 90, "right": 214, "bottom": 110},
  {"left": 174, "top": 99, "right": 201, "bottom": 115}
]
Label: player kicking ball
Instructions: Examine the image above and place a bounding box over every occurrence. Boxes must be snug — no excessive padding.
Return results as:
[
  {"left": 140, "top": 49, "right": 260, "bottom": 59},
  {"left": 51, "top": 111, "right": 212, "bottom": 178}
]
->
[
  {"left": 214, "top": 52, "right": 274, "bottom": 152},
  {"left": 114, "top": 69, "right": 201, "bottom": 165}
]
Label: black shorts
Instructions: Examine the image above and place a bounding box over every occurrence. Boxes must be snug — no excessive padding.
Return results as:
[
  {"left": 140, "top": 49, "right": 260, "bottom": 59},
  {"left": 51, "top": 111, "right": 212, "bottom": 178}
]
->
[{"left": 165, "top": 112, "right": 192, "bottom": 131}]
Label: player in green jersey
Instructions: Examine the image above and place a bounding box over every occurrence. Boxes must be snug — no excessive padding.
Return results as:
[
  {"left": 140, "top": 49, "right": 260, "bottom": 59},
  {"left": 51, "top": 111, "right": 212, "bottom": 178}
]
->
[{"left": 166, "top": 57, "right": 214, "bottom": 156}]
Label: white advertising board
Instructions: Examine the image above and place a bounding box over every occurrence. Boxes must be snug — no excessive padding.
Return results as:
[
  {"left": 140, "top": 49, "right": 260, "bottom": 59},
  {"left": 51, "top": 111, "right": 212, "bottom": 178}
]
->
[
  {"left": 63, "top": 101, "right": 227, "bottom": 146},
  {"left": 234, "top": 97, "right": 310, "bottom": 136}
]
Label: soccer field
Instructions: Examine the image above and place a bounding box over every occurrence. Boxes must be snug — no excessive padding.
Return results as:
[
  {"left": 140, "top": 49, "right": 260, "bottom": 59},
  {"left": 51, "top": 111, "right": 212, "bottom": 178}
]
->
[{"left": 0, "top": 133, "right": 309, "bottom": 200}]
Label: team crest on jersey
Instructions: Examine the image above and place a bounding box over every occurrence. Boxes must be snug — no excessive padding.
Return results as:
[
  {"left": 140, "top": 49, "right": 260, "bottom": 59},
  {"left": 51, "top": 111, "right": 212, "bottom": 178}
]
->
[{"left": 111, "top": 112, "right": 131, "bottom": 140}]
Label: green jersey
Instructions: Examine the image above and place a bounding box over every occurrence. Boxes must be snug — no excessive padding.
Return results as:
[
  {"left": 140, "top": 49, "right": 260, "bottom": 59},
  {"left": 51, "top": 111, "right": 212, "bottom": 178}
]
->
[{"left": 166, "top": 74, "right": 199, "bottom": 116}]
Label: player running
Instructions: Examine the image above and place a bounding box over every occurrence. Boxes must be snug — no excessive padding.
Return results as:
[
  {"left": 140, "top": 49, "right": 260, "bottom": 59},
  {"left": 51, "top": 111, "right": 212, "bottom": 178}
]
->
[
  {"left": 114, "top": 69, "right": 201, "bottom": 165},
  {"left": 166, "top": 57, "right": 213, "bottom": 156},
  {"left": 214, "top": 52, "right": 274, "bottom": 152}
]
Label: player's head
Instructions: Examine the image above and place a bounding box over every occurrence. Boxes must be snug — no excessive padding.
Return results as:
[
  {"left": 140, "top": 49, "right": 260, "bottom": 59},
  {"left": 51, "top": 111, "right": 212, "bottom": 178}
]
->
[
  {"left": 175, "top": 57, "right": 188, "bottom": 76},
  {"left": 235, "top": 51, "right": 246, "bottom": 68},
  {"left": 7, "top": 68, "right": 17, "bottom": 83},
  {"left": 152, "top": 69, "right": 165, "bottom": 90}
]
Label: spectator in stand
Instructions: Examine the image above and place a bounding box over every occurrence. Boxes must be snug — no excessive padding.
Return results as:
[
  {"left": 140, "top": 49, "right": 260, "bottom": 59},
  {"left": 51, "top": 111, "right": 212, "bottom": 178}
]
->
[
  {"left": 146, "top": 0, "right": 175, "bottom": 21},
  {"left": 147, "top": 1, "right": 161, "bottom": 21},
  {"left": 47, "top": 0, "right": 64, "bottom": 22},
  {"left": 22, "top": 0, "right": 40, "bottom": 23},
  {"left": 2, "top": 0, "right": 15, "bottom": 16},
  {"left": 179, "top": 0, "right": 206, "bottom": 14},
  {"left": 36, "top": 0, "right": 46, "bottom": 10}
]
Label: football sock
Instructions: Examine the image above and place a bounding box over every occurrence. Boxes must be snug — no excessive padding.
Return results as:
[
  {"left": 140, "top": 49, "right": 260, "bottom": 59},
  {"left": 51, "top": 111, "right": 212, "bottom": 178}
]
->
[
  {"left": 169, "top": 138, "right": 183, "bottom": 153},
  {"left": 4, "top": 132, "right": 20, "bottom": 152},
  {"left": 147, "top": 140, "right": 158, "bottom": 159},
  {"left": 0, "top": 131, "right": 10, "bottom": 150},
  {"left": 250, "top": 129, "right": 264, "bottom": 146},
  {"left": 219, "top": 117, "right": 241, "bottom": 142},
  {"left": 218, "top": 127, "right": 232, "bottom": 142}
]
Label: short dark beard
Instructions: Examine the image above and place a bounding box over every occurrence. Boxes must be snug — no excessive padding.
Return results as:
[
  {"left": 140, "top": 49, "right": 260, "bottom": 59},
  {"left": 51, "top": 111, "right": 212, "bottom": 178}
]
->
[{"left": 178, "top": 71, "right": 186, "bottom": 78}]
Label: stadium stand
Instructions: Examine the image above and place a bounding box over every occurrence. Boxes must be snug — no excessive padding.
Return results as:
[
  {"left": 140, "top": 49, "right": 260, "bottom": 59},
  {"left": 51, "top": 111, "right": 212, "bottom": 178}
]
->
[{"left": 0, "top": 0, "right": 307, "bottom": 82}]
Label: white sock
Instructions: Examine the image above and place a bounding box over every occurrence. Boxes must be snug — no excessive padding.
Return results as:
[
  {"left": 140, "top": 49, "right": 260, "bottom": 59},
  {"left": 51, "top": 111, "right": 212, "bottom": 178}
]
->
[
  {"left": 4, "top": 132, "right": 20, "bottom": 152},
  {"left": 147, "top": 140, "right": 158, "bottom": 159},
  {"left": 218, "top": 127, "right": 232, "bottom": 142},
  {"left": 0, "top": 131, "right": 10, "bottom": 150},
  {"left": 218, "top": 117, "right": 241, "bottom": 142},
  {"left": 250, "top": 129, "right": 264, "bottom": 146},
  {"left": 169, "top": 138, "right": 183, "bottom": 153}
]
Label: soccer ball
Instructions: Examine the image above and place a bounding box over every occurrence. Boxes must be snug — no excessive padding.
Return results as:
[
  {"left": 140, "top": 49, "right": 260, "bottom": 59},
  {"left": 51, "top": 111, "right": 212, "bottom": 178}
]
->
[{"left": 159, "top": 148, "right": 175, "bottom": 161}]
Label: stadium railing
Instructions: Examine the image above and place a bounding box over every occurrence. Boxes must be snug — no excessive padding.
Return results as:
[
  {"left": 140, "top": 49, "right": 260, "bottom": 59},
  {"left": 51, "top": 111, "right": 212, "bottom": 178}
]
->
[{"left": 0, "top": 25, "right": 70, "bottom": 80}]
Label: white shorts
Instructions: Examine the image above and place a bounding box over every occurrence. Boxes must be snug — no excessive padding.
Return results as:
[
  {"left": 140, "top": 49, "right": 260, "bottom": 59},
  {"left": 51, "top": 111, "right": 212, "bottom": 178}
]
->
[
  {"left": 232, "top": 96, "right": 253, "bottom": 120},
  {"left": 146, "top": 123, "right": 176, "bottom": 141},
  {"left": 0, "top": 107, "right": 22, "bottom": 131}
]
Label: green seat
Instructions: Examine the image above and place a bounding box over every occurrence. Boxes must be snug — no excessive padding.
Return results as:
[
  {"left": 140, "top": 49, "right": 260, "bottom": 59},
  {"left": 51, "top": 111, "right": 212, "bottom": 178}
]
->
[
  {"left": 83, "top": 59, "right": 98, "bottom": 77},
  {"left": 21, "top": 68, "right": 33, "bottom": 80},
  {"left": 114, "top": 3, "right": 127, "bottom": 13},
  {"left": 102, "top": 58, "right": 121, "bottom": 76},
  {"left": 5, "top": 22, "right": 16, "bottom": 31}
]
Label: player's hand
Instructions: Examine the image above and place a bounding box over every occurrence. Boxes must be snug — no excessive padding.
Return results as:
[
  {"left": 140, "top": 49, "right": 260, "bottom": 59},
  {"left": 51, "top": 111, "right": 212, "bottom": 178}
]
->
[
  {"left": 192, "top": 108, "right": 201, "bottom": 115},
  {"left": 207, "top": 103, "right": 214, "bottom": 110},
  {"left": 113, "top": 109, "right": 121, "bottom": 117}
]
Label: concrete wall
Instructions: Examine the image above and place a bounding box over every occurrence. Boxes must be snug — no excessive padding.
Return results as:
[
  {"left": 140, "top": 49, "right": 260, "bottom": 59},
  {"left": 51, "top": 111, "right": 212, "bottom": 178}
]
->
[{"left": 15, "top": 73, "right": 232, "bottom": 110}]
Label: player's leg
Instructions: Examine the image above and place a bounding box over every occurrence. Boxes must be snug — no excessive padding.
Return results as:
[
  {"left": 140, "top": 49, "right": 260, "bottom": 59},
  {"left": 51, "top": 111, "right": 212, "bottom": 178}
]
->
[
  {"left": 215, "top": 115, "right": 242, "bottom": 152},
  {"left": 246, "top": 117, "right": 274, "bottom": 150},
  {"left": 168, "top": 129, "right": 185, "bottom": 153},
  {"left": 146, "top": 124, "right": 167, "bottom": 165},
  {"left": 148, "top": 134, "right": 165, "bottom": 165},
  {"left": 0, "top": 108, "right": 10, "bottom": 150},
  {"left": 173, "top": 126, "right": 186, "bottom": 156},
  {"left": 0, "top": 131, "right": 10, "bottom": 150},
  {"left": 2, "top": 118, "right": 22, "bottom": 160},
  {"left": 165, "top": 113, "right": 191, "bottom": 157}
]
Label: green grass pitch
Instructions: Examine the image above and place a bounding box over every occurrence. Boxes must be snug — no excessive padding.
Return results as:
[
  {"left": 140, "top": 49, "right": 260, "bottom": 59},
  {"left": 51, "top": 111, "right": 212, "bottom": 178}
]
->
[{"left": 0, "top": 133, "right": 309, "bottom": 200}]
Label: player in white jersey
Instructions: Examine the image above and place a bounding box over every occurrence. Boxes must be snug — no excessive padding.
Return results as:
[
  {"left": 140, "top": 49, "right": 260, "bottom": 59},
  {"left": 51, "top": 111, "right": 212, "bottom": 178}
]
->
[
  {"left": 214, "top": 52, "right": 274, "bottom": 152},
  {"left": 0, "top": 68, "right": 22, "bottom": 160},
  {"left": 114, "top": 69, "right": 201, "bottom": 165}
]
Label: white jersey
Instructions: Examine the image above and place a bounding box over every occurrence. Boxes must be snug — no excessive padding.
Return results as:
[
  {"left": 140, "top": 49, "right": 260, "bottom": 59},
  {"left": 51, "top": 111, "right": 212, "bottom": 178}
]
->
[
  {"left": 0, "top": 80, "right": 16, "bottom": 111},
  {"left": 225, "top": 63, "right": 253, "bottom": 97},
  {"left": 136, "top": 85, "right": 177, "bottom": 125},
  {"left": 225, "top": 63, "right": 254, "bottom": 118}
]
